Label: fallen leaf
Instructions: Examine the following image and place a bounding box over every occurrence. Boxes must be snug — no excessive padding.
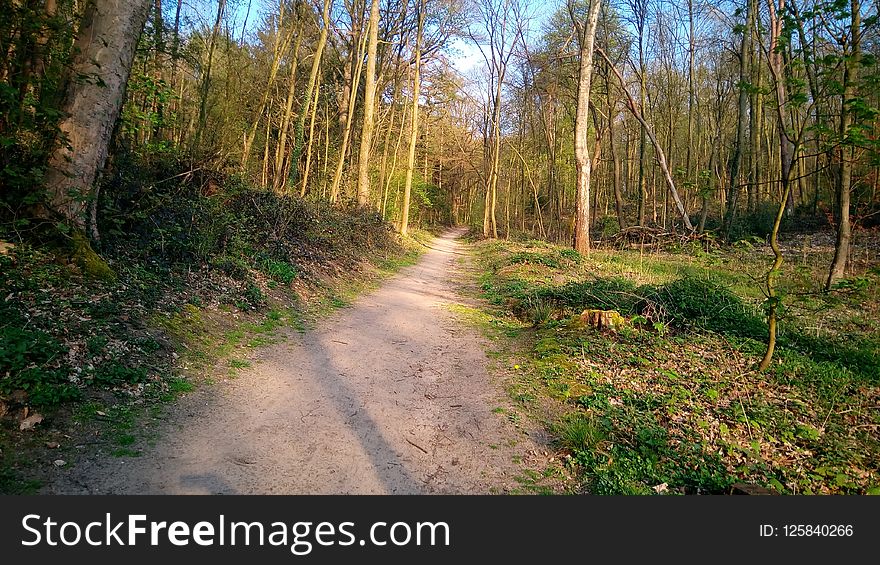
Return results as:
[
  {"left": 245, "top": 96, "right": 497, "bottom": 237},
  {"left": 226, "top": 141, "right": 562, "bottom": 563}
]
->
[
  {"left": 19, "top": 413, "right": 44, "bottom": 431},
  {"left": 45, "top": 442, "right": 60, "bottom": 449}
]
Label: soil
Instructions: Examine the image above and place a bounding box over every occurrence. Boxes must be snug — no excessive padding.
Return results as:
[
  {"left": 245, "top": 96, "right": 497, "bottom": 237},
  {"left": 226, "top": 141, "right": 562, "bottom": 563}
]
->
[{"left": 44, "top": 228, "right": 555, "bottom": 494}]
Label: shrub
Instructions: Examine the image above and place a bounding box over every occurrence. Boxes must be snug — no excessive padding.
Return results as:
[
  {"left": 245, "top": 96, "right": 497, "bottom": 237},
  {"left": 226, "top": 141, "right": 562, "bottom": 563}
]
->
[
  {"left": 641, "top": 276, "right": 765, "bottom": 338},
  {"left": 539, "top": 277, "right": 641, "bottom": 315}
]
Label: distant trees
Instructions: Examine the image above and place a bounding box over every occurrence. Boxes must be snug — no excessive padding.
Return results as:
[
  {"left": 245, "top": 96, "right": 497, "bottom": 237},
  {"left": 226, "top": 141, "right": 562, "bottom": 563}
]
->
[{"left": 1, "top": 0, "right": 878, "bottom": 294}]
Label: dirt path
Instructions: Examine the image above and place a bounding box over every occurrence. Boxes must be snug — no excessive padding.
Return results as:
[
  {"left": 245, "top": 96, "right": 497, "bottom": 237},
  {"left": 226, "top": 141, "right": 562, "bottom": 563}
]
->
[{"left": 47, "top": 229, "right": 552, "bottom": 494}]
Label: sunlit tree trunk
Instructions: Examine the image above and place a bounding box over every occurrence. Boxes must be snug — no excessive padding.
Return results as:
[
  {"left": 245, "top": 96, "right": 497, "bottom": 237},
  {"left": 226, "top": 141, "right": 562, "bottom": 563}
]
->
[
  {"left": 572, "top": 0, "right": 602, "bottom": 255},
  {"left": 400, "top": 3, "right": 424, "bottom": 236},
  {"left": 43, "top": 0, "right": 152, "bottom": 234},
  {"left": 356, "top": 0, "right": 381, "bottom": 206}
]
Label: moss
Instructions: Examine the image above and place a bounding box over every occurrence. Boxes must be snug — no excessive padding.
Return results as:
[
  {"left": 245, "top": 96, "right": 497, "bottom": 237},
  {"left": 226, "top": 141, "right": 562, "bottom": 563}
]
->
[{"left": 70, "top": 231, "right": 116, "bottom": 281}]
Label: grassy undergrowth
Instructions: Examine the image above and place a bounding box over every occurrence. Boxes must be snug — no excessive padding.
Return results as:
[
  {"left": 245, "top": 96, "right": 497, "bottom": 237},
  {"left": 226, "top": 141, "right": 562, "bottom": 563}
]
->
[
  {"left": 460, "top": 234, "right": 879, "bottom": 495},
  {"left": 0, "top": 165, "right": 424, "bottom": 493}
]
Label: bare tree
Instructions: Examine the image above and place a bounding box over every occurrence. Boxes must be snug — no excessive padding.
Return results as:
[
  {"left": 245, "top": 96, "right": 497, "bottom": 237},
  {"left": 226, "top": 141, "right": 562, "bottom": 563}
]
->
[
  {"left": 468, "top": 0, "right": 522, "bottom": 238},
  {"left": 571, "top": 0, "right": 603, "bottom": 254},
  {"left": 401, "top": 0, "right": 425, "bottom": 236}
]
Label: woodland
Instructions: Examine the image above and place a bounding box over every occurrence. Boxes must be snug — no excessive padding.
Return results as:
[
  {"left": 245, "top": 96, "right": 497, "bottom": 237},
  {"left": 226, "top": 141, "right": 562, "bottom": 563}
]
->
[{"left": 0, "top": 0, "right": 878, "bottom": 495}]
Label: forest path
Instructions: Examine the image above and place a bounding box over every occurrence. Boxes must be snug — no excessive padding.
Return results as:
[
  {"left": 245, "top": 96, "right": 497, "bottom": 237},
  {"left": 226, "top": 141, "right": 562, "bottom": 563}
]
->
[{"left": 48, "top": 228, "right": 551, "bottom": 494}]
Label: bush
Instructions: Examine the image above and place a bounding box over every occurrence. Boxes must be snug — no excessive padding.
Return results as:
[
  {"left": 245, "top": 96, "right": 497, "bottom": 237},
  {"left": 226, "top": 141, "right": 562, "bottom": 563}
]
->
[
  {"left": 507, "top": 251, "right": 561, "bottom": 269},
  {"left": 596, "top": 216, "right": 620, "bottom": 238},
  {"left": 538, "top": 278, "right": 641, "bottom": 315},
  {"left": 641, "top": 276, "right": 765, "bottom": 339}
]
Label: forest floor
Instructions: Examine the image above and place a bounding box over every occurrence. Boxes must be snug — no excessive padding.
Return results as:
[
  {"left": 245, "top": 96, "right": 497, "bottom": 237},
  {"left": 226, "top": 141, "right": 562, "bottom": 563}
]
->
[
  {"left": 453, "top": 229, "right": 879, "bottom": 494},
  {"left": 42, "top": 228, "right": 565, "bottom": 494}
]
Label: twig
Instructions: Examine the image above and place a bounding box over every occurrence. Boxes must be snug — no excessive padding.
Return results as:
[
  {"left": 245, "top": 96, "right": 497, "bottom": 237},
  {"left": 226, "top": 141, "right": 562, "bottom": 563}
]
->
[{"left": 405, "top": 437, "right": 429, "bottom": 454}]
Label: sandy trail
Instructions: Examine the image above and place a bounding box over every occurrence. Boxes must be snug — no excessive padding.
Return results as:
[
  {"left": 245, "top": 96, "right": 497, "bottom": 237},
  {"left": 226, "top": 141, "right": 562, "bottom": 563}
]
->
[{"left": 48, "top": 228, "right": 549, "bottom": 494}]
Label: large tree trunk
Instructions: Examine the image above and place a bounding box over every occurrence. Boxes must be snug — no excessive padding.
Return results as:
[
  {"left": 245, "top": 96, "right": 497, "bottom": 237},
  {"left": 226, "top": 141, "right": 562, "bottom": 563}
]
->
[
  {"left": 356, "top": 0, "right": 381, "bottom": 206},
  {"left": 43, "top": 0, "right": 153, "bottom": 231},
  {"left": 572, "top": 0, "right": 602, "bottom": 255}
]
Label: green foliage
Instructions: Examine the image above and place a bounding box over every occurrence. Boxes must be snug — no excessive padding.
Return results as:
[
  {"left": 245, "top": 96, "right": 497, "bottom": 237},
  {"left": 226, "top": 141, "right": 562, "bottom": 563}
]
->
[
  {"left": 525, "top": 296, "right": 555, "bottom": 327},
  {"left": 539, "top": 277, "right": 641, "bottom": 314},
  {"left": 0, "top": 4, "right": 73, "bottom": 223},
  {"left": 0, "top": 314, "right": 79, "bottom": 407},
  {"left": 557, "top": 248, "right": 583, "bottom": 264},
  {"left": 555, "top": 413, "right": 605, "bottom": 452},
  {"left": 258, "top": 256, "right": 298, "bottom": 285},
  {"left": 641, "top": 276, "right": 766, "bottom": 339},
  {"left": 507, "top": 251, "right": 561, "bottom": 269},
  {"left": 596, "top": 216, "right": 620, "bottom": 238}
]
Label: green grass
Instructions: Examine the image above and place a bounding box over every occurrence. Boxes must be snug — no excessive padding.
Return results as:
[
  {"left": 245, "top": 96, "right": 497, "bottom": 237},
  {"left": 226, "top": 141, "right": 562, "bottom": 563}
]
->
[{"left": 464, "top": 235, "right": 880, "bottom": 495}]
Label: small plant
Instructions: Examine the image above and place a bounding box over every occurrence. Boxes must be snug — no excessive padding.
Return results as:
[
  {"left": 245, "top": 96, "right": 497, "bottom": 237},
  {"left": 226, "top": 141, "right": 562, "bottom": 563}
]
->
[
  {"left": 555, "top": 414, "right": 605, "bottom": 453},
  {"left": 526, "top": 296, "right": 554, "bottom": 327},
  {"left": 558, "top": 248, "right": 583, "bottom": 264},
  {"left": 260, "top": 257, "right": 298, "bottom": 285}
]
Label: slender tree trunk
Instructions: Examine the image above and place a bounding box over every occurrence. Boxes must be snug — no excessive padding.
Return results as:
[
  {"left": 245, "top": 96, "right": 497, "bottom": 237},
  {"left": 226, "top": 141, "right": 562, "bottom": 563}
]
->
[
  {"left": 300, "top": 74, "right": 322, "bottom": 197},
  {"left": 193, "top": 0, "right": 226, "bottom": 152},
  {"left": 826, "top": 0, "right": 859, "bottom": 289},
  {"left": 572, "top": 0, "right": 602, "bottom": 255},
  {"left": 241, "top": 1, "right": 293, "bottom": 169},
  {"left": 290, "top": 0, "right": 331, "bottom": 184},
  {"left": 760, "top": 0, "right": 798, "bottom": 371},
  {"left": 598, "top": 47, "right": 694, "bottom": 231},
  {"left": 273, "top": 29, "right": 304, "bottom": 193},
  {"left": 724, "top": 0, "right": 753, "bottom": 239},
  {"left": 400, "top": 3, "right": 424, "bottom": 236},
  {"left": 355, "top": 0, "right": 381, "bottom": 206},
  {"left": 329, "top": 21, "right": 369, "bottom": 202},
  {"left": 606, "top": 70, "right": 625, "bottom": 230}
]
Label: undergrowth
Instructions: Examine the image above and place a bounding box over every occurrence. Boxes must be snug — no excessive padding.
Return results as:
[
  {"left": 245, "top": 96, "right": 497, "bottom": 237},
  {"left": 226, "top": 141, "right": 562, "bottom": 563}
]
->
[
  {"left": 0, "top": 152, "right": 422, "bottom": 492},
  {"left": 466, "top": 234, "right": 880, "bottom": 495}
]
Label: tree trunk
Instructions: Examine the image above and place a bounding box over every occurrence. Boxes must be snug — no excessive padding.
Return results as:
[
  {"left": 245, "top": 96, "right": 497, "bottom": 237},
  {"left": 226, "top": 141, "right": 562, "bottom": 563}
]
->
[
  {"left": 606, "top": 68, "right": 626, "bottom": 230},
  {"left": 572, "top": 0, "right": 602, "bottom": 255},
  {"left": 826, "top": 0, "right": 859, "bottom": 290},
  {"left": 291, "top": 0, "right": 331, "bottom": 184},
  {"left": 598, "top": 47, "right": 694, "bottom": 231},
  {"left": 759, "top": 0, "right": 798, "bottom": 371},
  {"left": 273, "top": 29, "right": 304, "bottom": 193},
  {"left": 43, "top": 0, "right": 153, "bottom": 232},
  {"left": 400, "top": 3, "right": 424, "bottom": 236},
  {"left": 193, "top": 0, "right": 226, "bottom": 152},
  {"left": 356, "top": 0, "right": 381, "bottom": 206},
  {"left": 241, "top": 1, "right": 294, "bottom": 169},
  {"left": 329, "top": 20, "right": 369, "bottom": 203},
  {"left": 723, "top": 0, "right": 753, "bottom": 240},
  {"left": 300, "top": 73, "right": 322, "bottom": 197}
]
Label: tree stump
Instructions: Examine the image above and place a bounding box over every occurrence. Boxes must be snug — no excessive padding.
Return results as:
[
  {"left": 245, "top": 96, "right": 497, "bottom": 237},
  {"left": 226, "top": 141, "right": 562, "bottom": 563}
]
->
[{"left": 580, "top": 309, "right": 625, "bottom": 331}]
